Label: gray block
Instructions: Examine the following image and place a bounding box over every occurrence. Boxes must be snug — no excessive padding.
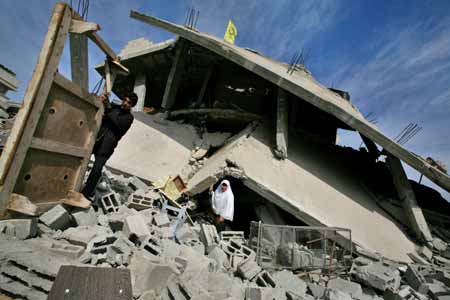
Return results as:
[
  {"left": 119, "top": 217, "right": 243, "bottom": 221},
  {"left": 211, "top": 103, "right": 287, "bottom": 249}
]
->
[
  {"left": 61, "top": 225, "right": 103, "bottom": 247},
  {"left": 153, "top": 212, "right": 170, "bottom": 227},
  {"left": 127, "top": 193, "right": 153, "bottom": 210},
  {"left": 0, "top": 218, "right": 37, "bottom": 239},
  {"left": 324, "top": 288, "right": 352, "bottom": 300},
  {"left": 245, "top": 287, "right": 287, "bottom": 300},
  {"left": 123, "top": 214, "right": 151, "bottom": 240},
  {"left": 405, "top": 265, "right": 429, "bottom": 294},
  {"left": 427, "top": 280, "right": 450, "bottom": 300},
  {"left": 71, "top": 207, "right": 97, "bottom": 226},
  {"left": 308, "top": 283, "right": 326, "bottom": 298},
  {"left": 200, "top": 224, "right": 219, "bottom": 253},
  {"left": 273, "top": 270, "right": 307, "bottom": 298},
  {"left": 208, "top": 246, "right": 230, "bottom": 270},
  {"left": 351, "top": 261, "right": 401, "bottom": 291},
  {"left": 254, "top": 270, "right": 276, "bottom": 288},
  {"left": 39, "top": 204, "right": 71, "bottom": 230},
  {"left": 49, "top": 241, "right": 84, "bottom": 259},
  {"left": 100, "top": 192, "right": 120, "bottom": 213},
  {"left": 384, "top": 286, "right": 427, "bottom": 300},
  {"left": 327, "top": 277, "right": 362, "bottom": 298},
  {"left": 237, "top": 258, "right": 261, "bottom": 280}
]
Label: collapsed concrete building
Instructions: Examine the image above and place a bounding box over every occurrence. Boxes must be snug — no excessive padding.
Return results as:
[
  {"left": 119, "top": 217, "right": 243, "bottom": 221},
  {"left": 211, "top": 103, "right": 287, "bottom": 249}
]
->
[
  {"left": 1, "top": 3, "right": 450, "bottom": 299},
  {"left": 92, "top": 12, "right": 450, "bottom": 262}
]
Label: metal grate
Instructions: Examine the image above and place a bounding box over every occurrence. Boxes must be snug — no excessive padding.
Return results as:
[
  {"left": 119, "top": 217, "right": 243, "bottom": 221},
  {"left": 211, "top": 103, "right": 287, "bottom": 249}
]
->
[{"left": 248, "top": 222, "right": 352, "bottom": 272}]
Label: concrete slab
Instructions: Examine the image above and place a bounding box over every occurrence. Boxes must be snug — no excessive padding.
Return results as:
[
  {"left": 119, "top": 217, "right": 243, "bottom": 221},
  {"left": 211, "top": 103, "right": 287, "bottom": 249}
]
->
[
  {"left": 106, "top": 113, "right": 200, "bottom": 182},
  {"left": 187, "top": 124, "right": 418, "bottom": 262}
]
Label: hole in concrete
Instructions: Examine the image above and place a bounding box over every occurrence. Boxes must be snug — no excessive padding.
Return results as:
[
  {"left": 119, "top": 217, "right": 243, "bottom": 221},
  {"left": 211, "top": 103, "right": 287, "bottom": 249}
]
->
[
  {"left": 63, "top": 174, "right": 68, "bottom": 181},
  {"left": 79, "top": 120, "right": 84, "bottom": 127},
  {"left": 49, "top": 107, "right": 56, "bottom": 114},
  {"left": 24, "top": 174, "right": 31, "bottom": 181},
  {"left": 128, "top": 234, "right": 141, "bottom": 247}
]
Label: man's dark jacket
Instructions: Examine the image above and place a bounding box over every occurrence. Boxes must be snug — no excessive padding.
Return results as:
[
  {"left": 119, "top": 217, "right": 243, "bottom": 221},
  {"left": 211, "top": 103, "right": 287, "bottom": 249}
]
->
[{"left": 93, "top": 103, "right": 133, "bottom": 158}]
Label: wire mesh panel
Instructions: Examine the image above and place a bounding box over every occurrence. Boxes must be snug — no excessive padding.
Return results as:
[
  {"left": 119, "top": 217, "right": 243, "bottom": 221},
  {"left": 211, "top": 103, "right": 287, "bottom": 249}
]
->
[{"left": 248, "top": 221, "right": 352, "bottom": 272}]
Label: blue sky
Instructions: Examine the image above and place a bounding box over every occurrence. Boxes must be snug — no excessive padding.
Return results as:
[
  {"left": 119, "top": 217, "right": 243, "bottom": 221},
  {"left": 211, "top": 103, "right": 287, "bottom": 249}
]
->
[{"left": 1, "top": 0, "right": 450, "bottom": 198}]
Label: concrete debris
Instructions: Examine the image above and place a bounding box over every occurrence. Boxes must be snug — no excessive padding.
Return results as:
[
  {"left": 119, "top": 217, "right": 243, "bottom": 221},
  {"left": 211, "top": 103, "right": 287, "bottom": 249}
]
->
[
  {"left": 0, "top": 218, "right": 37, "bottom": 239},
  {"left": 1, "top": 147, "right": 450, "bottom": 300},
  {"left": 351, "top": 260, "right": 401, "bottom": 292},
  {"left": 38, "top": 204, "right": 72, "bottom": 230}
]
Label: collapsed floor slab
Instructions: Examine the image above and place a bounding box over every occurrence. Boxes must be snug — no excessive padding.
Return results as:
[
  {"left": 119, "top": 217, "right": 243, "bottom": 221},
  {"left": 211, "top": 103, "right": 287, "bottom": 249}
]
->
[
  {"left": 106, "top": 112, "right": 201, "bottom": 182},
  {"left": 187, "top": 124, "right": 418, "bottom": 262}
]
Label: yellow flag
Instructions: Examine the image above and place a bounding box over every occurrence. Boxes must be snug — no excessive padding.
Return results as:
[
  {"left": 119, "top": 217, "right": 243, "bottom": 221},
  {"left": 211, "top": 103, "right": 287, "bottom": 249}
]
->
[{"left": 224, "top": 20, "right": 237, "bottom": 44}]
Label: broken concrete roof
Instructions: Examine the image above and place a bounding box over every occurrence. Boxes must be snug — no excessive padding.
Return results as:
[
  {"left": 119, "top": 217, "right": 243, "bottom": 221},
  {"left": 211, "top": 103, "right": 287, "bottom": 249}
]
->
[
  {"left": 187, "top": 123, "right": 417, "bottom": 262},
  {"left": 118, "top": 38, "right": 175, "bottom": 61},
  {"left": 129, "top": 10, "right": 450, "bottom": 195}
]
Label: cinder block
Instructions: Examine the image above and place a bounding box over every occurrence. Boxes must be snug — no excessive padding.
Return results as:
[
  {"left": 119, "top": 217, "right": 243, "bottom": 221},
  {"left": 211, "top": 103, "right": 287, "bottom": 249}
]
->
[
  {"left": 324, "top": 288, "right": 352, "bottom": 300},
  {"left": 49, "top": 241, "right": 84, "bottom": 259},
  {"left": 384, "top": 286, "right": 428, "bottom": 300},
  {"left": 351, "top": 261, "right": 401, "bottom": 291},
  {"left": 100, "top": 192, "right": 120, "bottom": 213},
  {"left": 61, "top": 225, "right": 102, "bottom": 247},
  {"left": 237, "top": 258, "right": 261, "bottom": 280},
  {"left": 71, "top": 207, "right": 97, "bottom": 226},
  {"left": 123, "top": 214, "right": 150, "bottom": 241},
  {"left": 405, "top": 265, "right": 429, "bottom": 294},
  {"left": 200, "top": 224, "right": 219, "bottom": 253},
  {"left": 0, "top": 218, "right": 37, "bottom": 239},
  {"left": 245, "top": 287, "right": 287, "bottom": 300},
  {"left": 127, "top": 193, "right": 153, "bottom": 210},
  {"left": 327, "top": 277, "right": 362, "bottom": 299},
  {"left": 39, "top": 204, "right": 71, "bottom": 230},
  {"left": 220, "top": 231, "right": 245, "bottom": 242},
  {"left": 220, "top": 239, "right": 256, "bottom": 262},
  {"left": 254, "top": 270, "right": 276, "bottom": 288},
  {"left": 273, "top": 269, "right": 307, "bottom": 298},
  {"left": 141, "top": 237, "right": 162, "bottom": 257},
  {"left": 153, "top": 213, "right": 170, "bottom": 227}
]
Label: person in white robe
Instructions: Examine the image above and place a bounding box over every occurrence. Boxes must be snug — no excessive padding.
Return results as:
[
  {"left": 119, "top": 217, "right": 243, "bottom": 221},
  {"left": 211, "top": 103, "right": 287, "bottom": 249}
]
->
[{"left": 209, "top": 180, "right": 234, "bottom": 231}]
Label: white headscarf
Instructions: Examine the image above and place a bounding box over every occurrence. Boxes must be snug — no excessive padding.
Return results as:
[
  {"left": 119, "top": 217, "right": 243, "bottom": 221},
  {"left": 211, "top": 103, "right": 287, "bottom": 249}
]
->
[{"left": 211, "top": 180, "right": 234, "bottom": 221}]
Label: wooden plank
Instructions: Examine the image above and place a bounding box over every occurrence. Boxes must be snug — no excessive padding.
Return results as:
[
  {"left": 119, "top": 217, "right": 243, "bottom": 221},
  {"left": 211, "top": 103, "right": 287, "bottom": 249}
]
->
[
  {"left": 53, "top": 72, "right": 101, "bottom": 108},
  {"left": 0, "top": 4, "right": 71, "bottom": 217},
  {"left": 195, "top": 64, "right": 214, "bottom": 107},
  {"left": 386, "top": 154, "right": 433, "bottom": 242},
  {"left": 130, "top": 10, "right": 450, "bottom": 193},
  {"left": 48, "top": 266, "right": 132, "bottom": 300},
  {"left": 30, "top": 137, "right": 89, "bottom": 158},
  {"left": 161, "top": 38, "right": 187, "bottom": 109},
  {"left": 275, "top": 88, "right": 288, "bottom": 159},
  {"left": 69, "top": 32, "right": 89, "bottom": 91}
]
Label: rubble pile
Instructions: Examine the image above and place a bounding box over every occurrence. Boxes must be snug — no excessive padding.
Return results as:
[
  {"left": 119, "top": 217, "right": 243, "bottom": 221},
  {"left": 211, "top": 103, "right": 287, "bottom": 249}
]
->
[{"left": 0, "top": 171, "right": 448, "bottom": 300}]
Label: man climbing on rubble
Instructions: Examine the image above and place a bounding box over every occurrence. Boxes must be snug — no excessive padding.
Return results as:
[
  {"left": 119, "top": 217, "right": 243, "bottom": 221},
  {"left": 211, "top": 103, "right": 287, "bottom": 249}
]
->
[
  {"left": 209, "top": 180, "right": 234, "bottom": 232},
  {"left": 81, "top": 92, "right": 138, "bottom": 200}
]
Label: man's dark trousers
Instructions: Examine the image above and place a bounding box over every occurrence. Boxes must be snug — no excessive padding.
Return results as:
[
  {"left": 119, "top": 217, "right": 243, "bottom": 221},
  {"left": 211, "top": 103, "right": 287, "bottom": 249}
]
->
[{"left": 81, "top": 154, "right": 109, "bottom": 198}]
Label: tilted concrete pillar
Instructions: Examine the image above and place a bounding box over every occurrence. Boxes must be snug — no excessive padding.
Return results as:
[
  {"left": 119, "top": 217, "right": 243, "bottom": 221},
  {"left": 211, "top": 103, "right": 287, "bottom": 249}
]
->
[
  {"left": 133, "top": 72, "right": 146, "bottom": 112},
  {"left": 275, "top": 88, "right": 288, "bottom": 159},
  {"left": 386, "top": 154, "right": 432, "bottom": 243}
]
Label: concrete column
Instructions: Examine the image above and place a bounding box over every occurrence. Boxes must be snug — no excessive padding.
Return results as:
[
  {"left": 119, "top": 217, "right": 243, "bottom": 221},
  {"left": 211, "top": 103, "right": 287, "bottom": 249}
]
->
[
  {"left": 275, "top": 88, "right": 289, "bottom": 159},
  {"left": 133, "top": 72, "right": 147, "bottom": 112},
  {"left": 386, "top": 154, "right": 432, "bottom": 243},
  {"left": 161, "top": 39, "right": 187, "bottom": 110}
]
